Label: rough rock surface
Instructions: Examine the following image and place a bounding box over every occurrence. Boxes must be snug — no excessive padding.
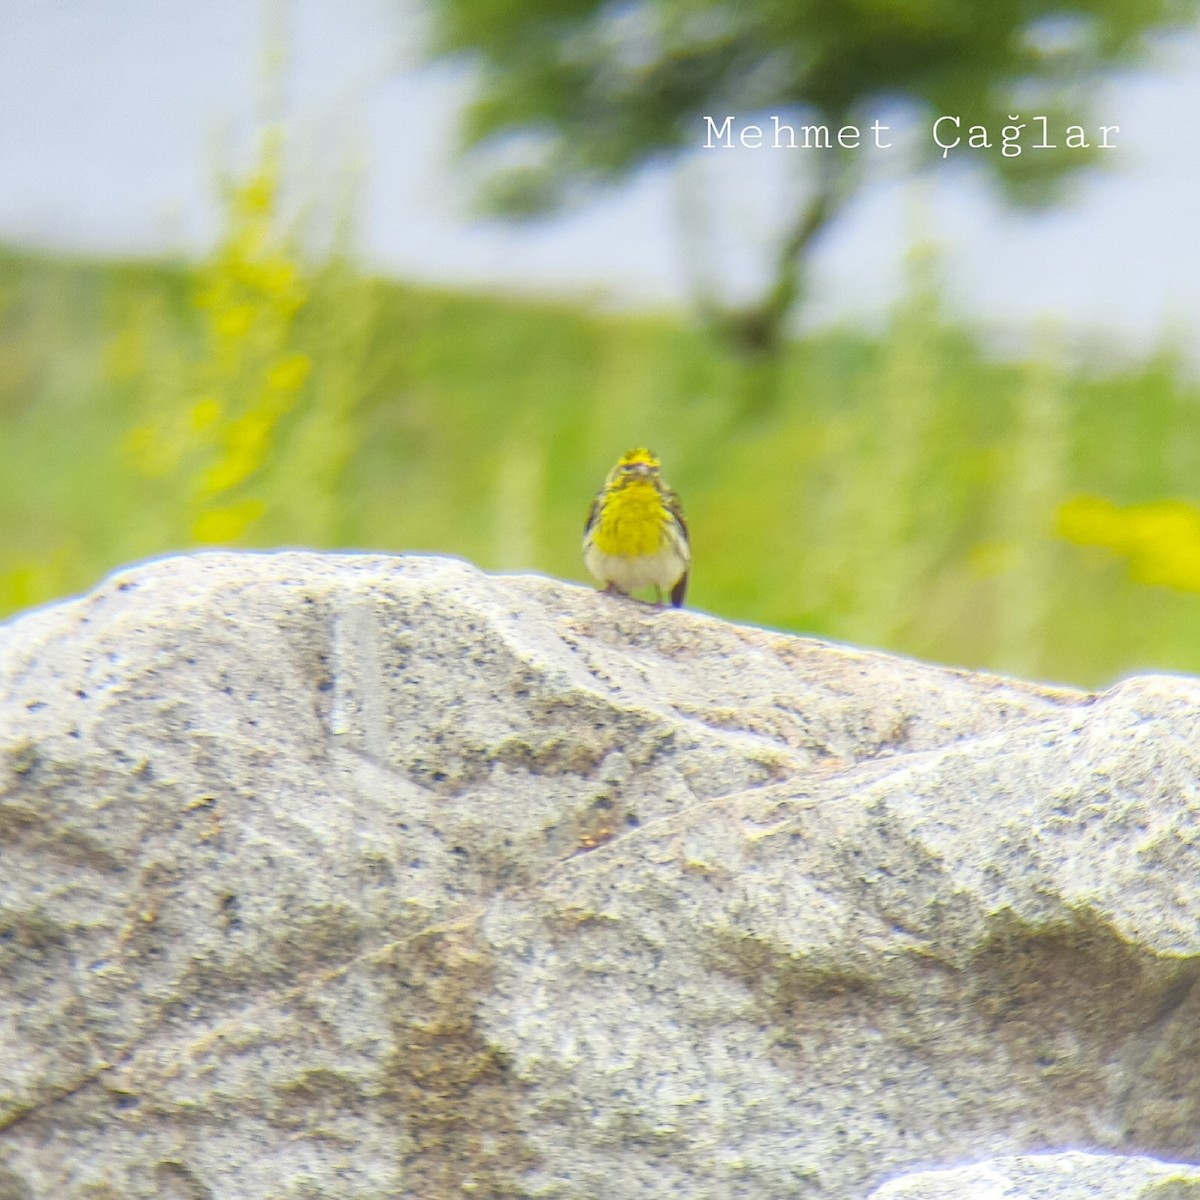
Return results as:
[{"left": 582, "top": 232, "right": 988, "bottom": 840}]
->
[
  {"left": 3, "top": 552, "right": 1200, "bottom": 1199},
  {"left": 868, "top": 1151, "right": 1200, "bottom": 1198}
]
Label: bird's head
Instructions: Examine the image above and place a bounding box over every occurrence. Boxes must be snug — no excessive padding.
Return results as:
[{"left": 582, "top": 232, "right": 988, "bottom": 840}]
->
[{"left": 610, "top": 447, "right": 661, "bottom": 485}]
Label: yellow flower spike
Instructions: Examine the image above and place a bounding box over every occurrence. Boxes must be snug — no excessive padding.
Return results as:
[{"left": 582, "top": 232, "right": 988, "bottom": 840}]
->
[
  {"left": 199, "top": 460, "right": 242, "bottom": 498},
  {"left": 1057, "top": 495, "right": 1121, "bottom": 546},
  {"left": 259, "top": 259, "right": 300, "bottom": 297},
  {"left": 192, "top": 500, "right": 265, "bottom": 545},
  {"left": 241, "top": 177, "right": 274, "bottom": 216},
  {"left": 267, "top": 354, "right": 311, "bottom": 393},
  {"left": 189, "top": 397, "right": 222, "bottom": 432},
  {"left": 1059, "top": 495, "right": 1200, "bottom": 593},
  {"left": 122, "top": 123, "right": 323, "bottom": 549},
  {"left": 215, "top": 305, "right": 256, "bottom": 340},
  {"left": 230, "top": 411, "right": 272, "bottom": 453},
  {"left": 198, "top": 412, "right": 277, "bottom": 493}
]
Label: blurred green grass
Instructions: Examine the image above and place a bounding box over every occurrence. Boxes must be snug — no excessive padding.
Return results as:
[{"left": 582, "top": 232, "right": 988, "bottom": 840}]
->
[{"left": 2, "top": 233, "right": 1199, "bottom": 689}]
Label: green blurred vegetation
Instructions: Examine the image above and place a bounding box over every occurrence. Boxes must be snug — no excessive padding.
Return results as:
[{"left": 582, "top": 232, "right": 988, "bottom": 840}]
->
[{"left": 2, "top": 137, "right": 1200, "bottom": 689}]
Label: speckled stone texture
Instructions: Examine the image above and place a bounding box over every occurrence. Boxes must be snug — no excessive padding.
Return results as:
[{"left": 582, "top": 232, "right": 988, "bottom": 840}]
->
[
  {"left": 868, "top": 1152, "right": 1200, "bottom": 1198},
  {"left": 2, "top": 552, "right": 1200, "bottom": 1199}
]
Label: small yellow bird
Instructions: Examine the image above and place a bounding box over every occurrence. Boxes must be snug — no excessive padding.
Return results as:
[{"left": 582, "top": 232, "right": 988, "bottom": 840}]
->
[{"left": 583, "top": 448, "right": 690, "bottom": 607}]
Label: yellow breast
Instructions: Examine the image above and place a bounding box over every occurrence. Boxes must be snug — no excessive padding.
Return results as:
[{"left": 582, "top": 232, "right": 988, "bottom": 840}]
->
[{"left": 592, "top": 481, "right": 666, "bottom": 558}]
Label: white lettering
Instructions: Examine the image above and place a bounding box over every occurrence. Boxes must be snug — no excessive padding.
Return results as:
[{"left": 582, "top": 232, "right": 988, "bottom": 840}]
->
[
  {"left": 771, "top": 117, "right": 797, "bottom": 149},
  {"left": 703, "top": 115, "right": 735, "bottom": 149},
  {"left": 1001, "top": 116, "right": 1025, "bottom": 158},
  {"left": 1033, "top": 115, "right": 1055, "bottom": 149},
  {"left": 933, "top": 115, "right": 961, "bottom": 158}
]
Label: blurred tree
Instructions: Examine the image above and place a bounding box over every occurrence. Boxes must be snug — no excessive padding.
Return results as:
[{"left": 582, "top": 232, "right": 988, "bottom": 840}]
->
[{"left": 428, "top": 0, "right": 1198, "bottom": 357}]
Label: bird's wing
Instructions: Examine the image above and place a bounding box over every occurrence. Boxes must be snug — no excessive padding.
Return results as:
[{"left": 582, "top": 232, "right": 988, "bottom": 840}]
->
[
  {"left": 666, "top": 490, "right": 689, "bottom": 547},
  {"left": 670, "top": 570, "right": 689, "bottom": 608},
  {"left": 584, "top": 492, "right": 603, "bottom": 537},
  {"left": 667, "top": 489, "right": 689, "bottom": 607}
]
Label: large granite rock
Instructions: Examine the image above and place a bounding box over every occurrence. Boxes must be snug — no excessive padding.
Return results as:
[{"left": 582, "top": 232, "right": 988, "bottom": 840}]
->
[
  {"left": 2, "top": 552, "right": 1200, "bottom": 1199},
  {"left": 868, "top": 1151, "right": 1200, "bottom": 1198}
]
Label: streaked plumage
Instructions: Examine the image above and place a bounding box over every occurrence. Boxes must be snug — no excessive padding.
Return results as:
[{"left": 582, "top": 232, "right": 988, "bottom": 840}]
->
[{"left": 583, "top": 448, "right": 690, "bottom": 607}]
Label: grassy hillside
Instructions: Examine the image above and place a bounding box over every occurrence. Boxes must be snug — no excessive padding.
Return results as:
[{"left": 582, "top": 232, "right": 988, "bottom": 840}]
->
[{"left": 2, "top": 232, "right": 1199, "bottom": 689}]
